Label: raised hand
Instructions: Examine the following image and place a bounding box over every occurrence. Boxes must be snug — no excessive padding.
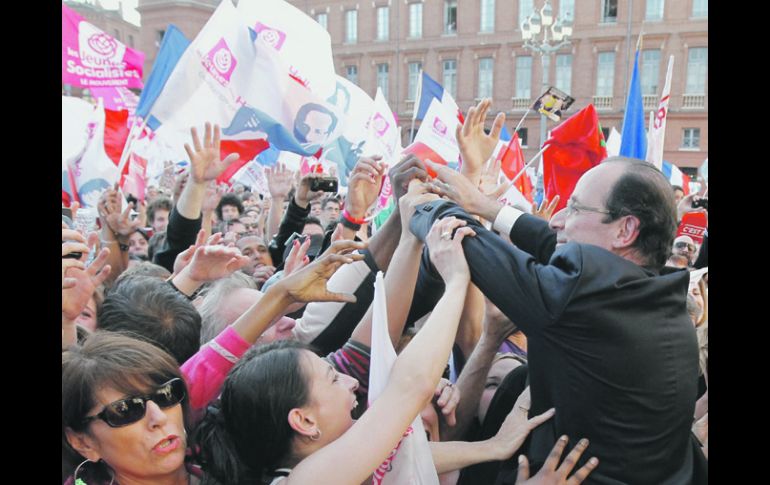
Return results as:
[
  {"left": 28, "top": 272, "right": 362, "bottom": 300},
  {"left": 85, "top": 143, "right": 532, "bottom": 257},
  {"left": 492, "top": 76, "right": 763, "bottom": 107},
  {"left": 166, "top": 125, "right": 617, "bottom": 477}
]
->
[
  {"left": 295, "top": 171, "right": 325, "bottom": 207},
  {"left": 202, "top": 181, "right": 227, "bottom": 213},
  {"left": 390, "top": 154, "right": 430, "bottom": 201},
  {"left": 457, "top": 99, "right": 505, "bottom": 178},
  {"left": 266, "top": 162, "right": 295, "bottom": 201},
  {"left": 487, "top": 388, "right": 555, "bottom": 461},
  {"left": 515, "top": 435, "right": 599, "bottom": 485},
  {"left": 276, "top": 239, "right": 367, "bottom": 304},
  {"left": 252, "top": 264, "right": 276, "bottom": 288},
  {"left": 172, "top": 229, "right": 212, "bottom": 275},
  {"left": 532, "top": 195, "right": 560, "bottom": 222},
  {"left": 426, "top": 160, "right": 503, "bottom": 222},
  {"left": 399, "top": 179, "right": 439, "bottom": 237},
  {"left": 426, "top": 217, "right": 475, "bottom": 285},
  {"left": 677, "top": 192, "right": 707, "bottom": 222},
  {"left": 62, "top": 240, "right": 111, "bottom": 321},
  {"left": 182, "top": 242, "right": 249, "bottom": 283},
  {"left": 434, "top": 378, "right": 461, "bottom": 427},
  {"left": 183, "top": 122, "right": 240, "bottom": 184},
  {"left": 346, "top": 157, "right": 387, "bottom": 218},
  {"left": 283, "top": 237, "right": 312, "bottom": 277},
  {"left": 62, "top": 227, "right": 89, "bottom": 289},
  {"left": 98, "top": 184, "right": 142, "bottom": 237}
]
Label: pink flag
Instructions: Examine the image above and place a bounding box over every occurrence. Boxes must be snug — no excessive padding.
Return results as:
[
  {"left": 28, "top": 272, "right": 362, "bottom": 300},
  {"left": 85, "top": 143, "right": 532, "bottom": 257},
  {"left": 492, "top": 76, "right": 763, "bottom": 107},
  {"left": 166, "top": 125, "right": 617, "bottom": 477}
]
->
[
  {"left": 89, "top": 87, "right": 140, "bottom": 113},
  {"left": 62, "top": 4, "right": 145, "bottom": 89}
]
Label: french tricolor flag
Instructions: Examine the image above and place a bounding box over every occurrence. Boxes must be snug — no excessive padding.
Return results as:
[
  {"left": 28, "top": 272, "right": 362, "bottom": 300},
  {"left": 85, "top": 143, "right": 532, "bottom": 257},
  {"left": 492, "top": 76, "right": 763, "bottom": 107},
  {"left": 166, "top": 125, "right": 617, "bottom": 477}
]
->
[
  {"left": 661, "top": 161, "right": 691, "bottom": 195},
  {"left": 415, "top": 72, "right": 464, "bottom": 124}
]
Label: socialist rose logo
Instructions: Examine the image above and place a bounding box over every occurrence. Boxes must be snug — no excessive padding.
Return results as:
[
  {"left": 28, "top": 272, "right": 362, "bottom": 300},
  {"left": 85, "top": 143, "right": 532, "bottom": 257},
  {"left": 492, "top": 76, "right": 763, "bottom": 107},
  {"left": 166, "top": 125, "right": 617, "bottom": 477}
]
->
[
  {"left": 254, "top": 22, "right": 287, "bottom": 50},
  {"left": 213, "top": 48, "right": 233, "bottom": 74},
  {"left": 87, "top": 33, "right": 117, "bottom": 57},
  {"left": 433, "top": 117, "right": 448, "bottom": 136},
  {"left": 373, "top": 113, "right": 389, "bottom": 137}
]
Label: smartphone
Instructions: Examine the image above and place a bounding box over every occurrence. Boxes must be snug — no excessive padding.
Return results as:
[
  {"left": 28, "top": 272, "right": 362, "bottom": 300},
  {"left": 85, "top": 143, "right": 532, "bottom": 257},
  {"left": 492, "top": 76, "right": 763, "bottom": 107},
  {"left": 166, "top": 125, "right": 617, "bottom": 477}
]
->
[
  {"left": 310, "top": 177, "right": 339, "bottom": 193},
  {"left": 62, "top": 207, "right": 72, "bottom": 219},
  {"left": 692, "top": 198, "right": 708, "bottom": 210}
]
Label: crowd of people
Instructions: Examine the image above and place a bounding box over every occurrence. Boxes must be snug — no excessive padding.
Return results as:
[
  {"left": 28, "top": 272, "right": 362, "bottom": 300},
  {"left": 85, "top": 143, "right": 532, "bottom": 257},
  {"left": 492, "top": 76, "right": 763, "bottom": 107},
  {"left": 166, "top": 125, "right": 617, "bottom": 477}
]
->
[{"left": 62, "top": 100, "right": 708, "bottom": 484}]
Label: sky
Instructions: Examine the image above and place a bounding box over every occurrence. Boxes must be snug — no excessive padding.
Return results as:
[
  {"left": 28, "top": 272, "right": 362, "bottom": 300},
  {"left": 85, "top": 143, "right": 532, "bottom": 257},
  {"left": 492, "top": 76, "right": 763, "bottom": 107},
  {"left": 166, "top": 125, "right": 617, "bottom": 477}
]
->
[{"left": 74, "top": 0, "right": 141, "bottom": 26}]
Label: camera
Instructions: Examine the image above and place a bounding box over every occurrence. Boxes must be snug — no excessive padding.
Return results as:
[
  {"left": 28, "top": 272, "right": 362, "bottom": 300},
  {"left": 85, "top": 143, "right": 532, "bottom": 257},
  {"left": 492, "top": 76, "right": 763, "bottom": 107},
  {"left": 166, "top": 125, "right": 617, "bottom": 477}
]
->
[
  {"left": 692, "top": 198, "right": 708, "bottom": 210},
  {"left": 310, "top": 177, "right": 339, "bottom": 193}
]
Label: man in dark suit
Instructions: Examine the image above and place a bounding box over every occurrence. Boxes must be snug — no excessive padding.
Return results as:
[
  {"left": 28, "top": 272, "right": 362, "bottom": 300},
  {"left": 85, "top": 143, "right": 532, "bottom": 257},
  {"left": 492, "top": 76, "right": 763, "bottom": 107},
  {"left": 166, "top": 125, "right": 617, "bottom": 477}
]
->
[{"left": 410, "top": 157, "right": 706, "bottom": 484}]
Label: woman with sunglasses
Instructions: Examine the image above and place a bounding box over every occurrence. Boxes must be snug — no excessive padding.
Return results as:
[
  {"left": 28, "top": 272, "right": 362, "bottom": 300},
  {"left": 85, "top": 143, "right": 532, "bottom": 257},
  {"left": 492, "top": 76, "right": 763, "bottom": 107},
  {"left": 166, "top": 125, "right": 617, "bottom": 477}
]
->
[{"left": 62, "top": 332, "right": 194, "bottom": 485}]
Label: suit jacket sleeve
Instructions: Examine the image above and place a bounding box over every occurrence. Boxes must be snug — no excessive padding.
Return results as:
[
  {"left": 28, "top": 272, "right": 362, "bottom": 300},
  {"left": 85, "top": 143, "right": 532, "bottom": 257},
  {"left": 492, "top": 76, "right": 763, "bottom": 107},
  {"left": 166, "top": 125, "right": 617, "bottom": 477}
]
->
[{"left": 508, "top": 214, "right": 558, "bottom": 265}]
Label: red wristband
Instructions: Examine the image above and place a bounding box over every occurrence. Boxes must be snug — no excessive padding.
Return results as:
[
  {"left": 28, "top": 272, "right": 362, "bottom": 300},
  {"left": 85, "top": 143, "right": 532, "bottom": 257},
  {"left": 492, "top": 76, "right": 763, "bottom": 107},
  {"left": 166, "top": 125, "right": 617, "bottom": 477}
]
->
[{"left": 342, "top": 209, "right": 366, "bottom": 225}]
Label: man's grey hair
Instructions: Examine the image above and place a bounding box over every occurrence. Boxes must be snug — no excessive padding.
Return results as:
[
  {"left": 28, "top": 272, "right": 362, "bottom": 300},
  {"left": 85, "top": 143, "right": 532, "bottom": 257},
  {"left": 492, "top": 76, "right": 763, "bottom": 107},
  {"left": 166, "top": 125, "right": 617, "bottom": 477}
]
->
[{"left": 196, "top": 272, "right": 257, "bottom": 345}]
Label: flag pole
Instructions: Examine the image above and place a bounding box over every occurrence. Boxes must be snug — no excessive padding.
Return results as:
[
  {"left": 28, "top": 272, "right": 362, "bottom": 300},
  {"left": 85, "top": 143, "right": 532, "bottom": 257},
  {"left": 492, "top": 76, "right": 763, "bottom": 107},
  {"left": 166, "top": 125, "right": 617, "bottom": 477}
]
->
[
  {"left": 410, "top": 69, "right": 423, "bottom": 143},
  {"left": 496, "top": 107, "right": 532, "bottom": 167},
  {"left": 116, "top": 116, "right": 149, "bottom": 179},
  {"left": 511, "top": 145, "right": 548, "bottom": 183}
]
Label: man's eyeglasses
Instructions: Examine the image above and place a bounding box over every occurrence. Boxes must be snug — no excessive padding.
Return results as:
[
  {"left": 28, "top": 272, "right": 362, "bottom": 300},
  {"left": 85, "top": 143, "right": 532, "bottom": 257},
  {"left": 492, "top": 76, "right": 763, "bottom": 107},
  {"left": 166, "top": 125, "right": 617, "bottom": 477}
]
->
[
  {"left": 565, "top": 199, "right": 612, "bottom": 217},
  {"left": 674, "top": 242, "right": 696, "bottom": 252},
  {"left": 80, "top": 378, "right": 186, "bottom": 428}
]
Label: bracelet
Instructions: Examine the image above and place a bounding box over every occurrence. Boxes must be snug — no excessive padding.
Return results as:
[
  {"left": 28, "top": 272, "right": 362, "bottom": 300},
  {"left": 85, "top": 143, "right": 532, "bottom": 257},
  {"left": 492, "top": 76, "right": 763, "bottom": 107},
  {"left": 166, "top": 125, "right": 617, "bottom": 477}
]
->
[
  {"left": 167, "top": 279, "right": 194, "bottom": 301},
  {"left": 339, "top": 216, "right": 361, "bottom": 231},
  {"left": 341, "top": 209, "right": 366, "bottom": 225},
  {"left": 100, "top": 239, "right": 129, "bottom": 252}
]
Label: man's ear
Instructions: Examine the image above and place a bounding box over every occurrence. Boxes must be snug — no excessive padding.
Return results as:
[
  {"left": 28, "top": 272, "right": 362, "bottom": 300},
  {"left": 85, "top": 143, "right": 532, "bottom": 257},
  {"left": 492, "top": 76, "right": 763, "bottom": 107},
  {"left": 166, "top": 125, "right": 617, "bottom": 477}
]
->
[
  {"left": 287, "top": 408, "right": 319, "bottom": 440},
  {"left": 65, "top": 427, "right": 101, "bottom": 462},
  {"left": 612, "top": 215, "right": 641, "bottom": 249}
]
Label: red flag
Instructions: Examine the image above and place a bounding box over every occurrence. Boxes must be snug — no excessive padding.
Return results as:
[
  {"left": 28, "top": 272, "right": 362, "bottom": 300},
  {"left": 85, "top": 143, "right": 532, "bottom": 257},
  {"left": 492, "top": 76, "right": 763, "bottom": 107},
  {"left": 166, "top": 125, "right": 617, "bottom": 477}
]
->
[
  {"left": 498, "top": 133, "right": 533, "bottom": 203},
  {"left": 103, "top": 108, "right": 131, "bottom": 166},
  {"left": 542, "top": 104, "right": 607, "bottom": 212},
  {"left": 215, "top": 139, "right": 270, "bottom": 184}
]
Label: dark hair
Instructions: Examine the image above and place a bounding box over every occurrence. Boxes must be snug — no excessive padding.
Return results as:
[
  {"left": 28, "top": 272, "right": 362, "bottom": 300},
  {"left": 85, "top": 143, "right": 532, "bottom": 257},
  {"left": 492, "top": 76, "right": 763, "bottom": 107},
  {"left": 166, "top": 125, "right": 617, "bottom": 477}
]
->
[
  {"left": 217, "top": 194, "right": 245, "bottom": 221},
  {"left": 671, "top": 185, "right": 684, "bottom": 193},
  {"left": 62, "top": 332, "right": 187, "bottom": 483},
  {"left": 148, "top": 231, "right": 167, "bottom": 261},
  {"left": 194, "top": 341, "right": 312, "bottom": 484},
  {"left": 293, "top": 103, "right": 338, "bottom": 144},
  {"left": 321, "top": 195, "right": 341, "bottom": 210},
  {"left": 602, "top": 157, "right": 678, "bottom": 269},
  {"left": 147, "top": 197, "right": 173, "bottom": 224},
  {"left": 240, "top": 191, "right": 255, "bottom": 203},
  {"left": 98, "top": 275, "right": 202, "bottom": 364},
  {"left": 303, "top": 216, "right": 323, "bottom": 230}
]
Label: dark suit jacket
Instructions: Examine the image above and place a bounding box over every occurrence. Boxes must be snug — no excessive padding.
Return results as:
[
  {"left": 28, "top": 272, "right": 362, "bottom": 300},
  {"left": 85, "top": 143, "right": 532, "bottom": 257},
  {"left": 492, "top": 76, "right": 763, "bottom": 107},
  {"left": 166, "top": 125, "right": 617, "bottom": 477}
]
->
[{"left": 411, "top": 200, "right": 704, "bottom": 484}]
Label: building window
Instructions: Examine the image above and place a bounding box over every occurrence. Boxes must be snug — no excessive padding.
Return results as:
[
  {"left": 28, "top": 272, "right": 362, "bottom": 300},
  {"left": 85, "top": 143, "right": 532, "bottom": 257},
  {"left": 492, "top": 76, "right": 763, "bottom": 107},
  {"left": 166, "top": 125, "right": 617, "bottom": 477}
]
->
[
  {"left": 128, "top": 35, "right": 134, "bottom": 48},
  {"left": 157, "top": 30, "right": 165, "bottom": 43},
  {"left": 408, "top": 62, "right": 422, "bottom": 100},
  {"left": 601, "top": 0, "right": 618, "bottom": 23},
  {"left": 561, "top": 0, "right": 575, "bottom": 21},
  {"left": 345, "top": 10, "right": 357, "bottom": 43},
  {"left": 444, "top": 1, "right": 457, "bottom": 34},
  {"left": 685, "top": 47, "right": 707, "bottom": 94},
  {"left": 596, "top": 52, "right": 615, "bottom": 96},
  {"left": 692, "top": 0, "right": 707, "bottom": 18},
  {"left": 480, "top": 0, "right": 495, "bottom": 32},
  {"left": 443, "top": 59, "right": 457, "bottom": 98},
  {"left": 645, "top": 0, "right": 664, "bottom": 20},
  {"left": 346, "top": 65, "right": 358, "bottom": 85},
  {"left": 478, "top": 58, "right": 494, "bottom": 99},
  {"left": 377, "top": 64, "right": 389, "bottom": 98},
  {"left": 519, "top": 0, "right": 534, "bottom": 23},
  {"left": 555, "top": 54, "right": 572, "bottom": 94},
  {"left": 317, "top": 13, "right": 328, "bottom": 30},
  {"left": 376, "top": 7, "right": 389, "bottom": 40},
  {"left": 515, "top": 56, "right": 532, "bottom": 99},
  {"left": 518, "top": 128, "right": 529, "bottom": 147},
  {"left": 601, "top": 127, "right": 611, "bottom": 141},
  {"left": 640, "top": 50, "right": 660, "bottom": 95},
  {"left": 682, "top": 128, "right": 700, "bottom": 149},
  {"left": 113, "top": 29, "right": 121, "bottom": 41},
  {"left": 409, "top": 3, "right": 423, "bottom": 38}
]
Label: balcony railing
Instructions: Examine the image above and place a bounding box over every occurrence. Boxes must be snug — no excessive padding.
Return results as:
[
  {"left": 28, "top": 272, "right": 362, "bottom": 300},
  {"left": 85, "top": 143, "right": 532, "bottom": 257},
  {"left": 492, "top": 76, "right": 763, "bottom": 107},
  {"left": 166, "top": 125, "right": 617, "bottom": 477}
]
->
[
  {"left": 511, "top": 98, "right": 530, "bottom": 110},
  {"left": 643, "top": 95, "right": 657, "bottom": 110},
  {"left": 593, "top": 96, "right": 613, "bottom": 110},
  {"left": 682, "top": 94, "right": 705, "bottom": 109},
  {"left": 405, "top": 99, "right": 416, "bottom": 114}
]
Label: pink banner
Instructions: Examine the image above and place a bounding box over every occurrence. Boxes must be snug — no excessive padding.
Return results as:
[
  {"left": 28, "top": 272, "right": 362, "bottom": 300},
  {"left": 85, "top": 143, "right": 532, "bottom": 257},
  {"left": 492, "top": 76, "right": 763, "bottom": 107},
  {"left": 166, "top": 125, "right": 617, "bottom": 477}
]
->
[{"left": 62, "top": 4, "right": 145, "bottom": 89}]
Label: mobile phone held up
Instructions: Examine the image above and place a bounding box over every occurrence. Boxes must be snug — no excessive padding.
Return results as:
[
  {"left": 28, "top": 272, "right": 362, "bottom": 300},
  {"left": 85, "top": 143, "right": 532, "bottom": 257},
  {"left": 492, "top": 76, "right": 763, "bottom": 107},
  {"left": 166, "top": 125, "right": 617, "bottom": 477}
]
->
[
  {"left": 692, "top": 198, "right": 708, "bottom": 210},
  {"left": 310, "top": 177, "right": 339, "bottom": 193}
]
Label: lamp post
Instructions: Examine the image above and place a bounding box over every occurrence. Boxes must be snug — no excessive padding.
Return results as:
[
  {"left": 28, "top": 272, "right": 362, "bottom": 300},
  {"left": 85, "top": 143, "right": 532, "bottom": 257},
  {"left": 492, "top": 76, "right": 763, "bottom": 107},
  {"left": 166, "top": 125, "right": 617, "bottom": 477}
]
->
[{"left": 520, "top": 0, "right": 573, "bottom": 173}]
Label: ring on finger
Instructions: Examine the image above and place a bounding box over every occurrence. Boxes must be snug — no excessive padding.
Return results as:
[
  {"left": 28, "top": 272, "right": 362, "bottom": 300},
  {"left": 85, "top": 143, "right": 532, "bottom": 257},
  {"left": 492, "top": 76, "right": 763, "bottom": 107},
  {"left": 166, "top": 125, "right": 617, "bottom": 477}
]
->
[{"left": 440, "top": 231, "right": 452, "bottom": 240}]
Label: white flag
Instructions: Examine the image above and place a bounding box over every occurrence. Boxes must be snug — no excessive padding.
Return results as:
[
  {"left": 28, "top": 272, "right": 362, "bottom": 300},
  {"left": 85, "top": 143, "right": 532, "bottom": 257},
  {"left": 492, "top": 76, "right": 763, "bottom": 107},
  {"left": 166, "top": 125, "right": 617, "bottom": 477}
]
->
[
  {"left": 362, "top": 88, "right": 402, "bottom": 165},
  {"left": 606, "top": 127, "right": 622, "bottom": 158},
  {"left": 645, "top": 56, "right": 674, "bottom": 171},
  {"left": 149, "top": 0, "right": 344, "bottom": 158},
  {"left": 64, "top": 98, "right": 119, "bottom": 207},
  {"left": 369, "top": 273, "right": 439, "bottom": 485}
]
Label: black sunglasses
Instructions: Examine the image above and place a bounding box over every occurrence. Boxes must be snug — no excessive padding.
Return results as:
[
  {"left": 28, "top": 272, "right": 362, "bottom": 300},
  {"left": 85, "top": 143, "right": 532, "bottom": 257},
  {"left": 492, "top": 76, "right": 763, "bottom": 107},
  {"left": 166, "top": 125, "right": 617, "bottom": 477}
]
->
[{"left": 80, "top": 378, "right": 186, "bottom": 428}]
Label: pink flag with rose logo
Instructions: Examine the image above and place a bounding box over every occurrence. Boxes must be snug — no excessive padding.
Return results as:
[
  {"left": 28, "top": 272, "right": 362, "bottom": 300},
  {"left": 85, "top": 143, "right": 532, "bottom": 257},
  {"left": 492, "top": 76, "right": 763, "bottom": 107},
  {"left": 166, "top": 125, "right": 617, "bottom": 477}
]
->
[{"left": 62, "top": 4, "right": 145, "bottom": 89}]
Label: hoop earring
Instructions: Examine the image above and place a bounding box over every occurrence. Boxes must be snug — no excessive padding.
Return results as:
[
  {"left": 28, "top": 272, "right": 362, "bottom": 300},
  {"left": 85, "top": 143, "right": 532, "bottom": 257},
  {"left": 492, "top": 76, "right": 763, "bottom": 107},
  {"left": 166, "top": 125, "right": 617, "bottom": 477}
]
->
[
  {"left": 310, "top": 428, "right": 322, "bottom": 441},
  {"left": 73, "top": 458, "right": 115, "bottom": 485}
]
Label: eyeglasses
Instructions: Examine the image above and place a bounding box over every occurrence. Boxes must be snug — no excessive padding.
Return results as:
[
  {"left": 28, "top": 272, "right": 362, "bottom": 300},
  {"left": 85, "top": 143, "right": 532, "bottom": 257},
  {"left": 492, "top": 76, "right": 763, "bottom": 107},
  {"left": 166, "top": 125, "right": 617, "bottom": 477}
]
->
[
  {"left": 80, "top": 378, "right": 186, "bottom": 428},
  {"left": 674, "top": 242, "right": 696, "bottom": 252},
  {"left": 565, "top": 199, "right": 612, "bottom": 217}
]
